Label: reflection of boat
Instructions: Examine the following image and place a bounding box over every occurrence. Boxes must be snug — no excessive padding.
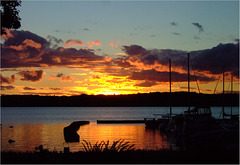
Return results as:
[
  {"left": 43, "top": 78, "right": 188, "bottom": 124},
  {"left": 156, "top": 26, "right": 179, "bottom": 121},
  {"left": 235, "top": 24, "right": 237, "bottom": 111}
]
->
[
  {"left": 217, "top": 72, "right": 239, "bottom": 131},
  {"left": 144, "top": 114, "right": 170, "bottom": 130}
]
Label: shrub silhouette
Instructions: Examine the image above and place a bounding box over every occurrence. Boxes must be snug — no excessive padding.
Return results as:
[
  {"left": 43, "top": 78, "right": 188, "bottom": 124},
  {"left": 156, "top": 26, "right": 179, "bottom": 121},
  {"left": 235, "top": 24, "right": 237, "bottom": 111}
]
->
[{"left": 82, "top": 139, "right": 135, "bottom": 152}]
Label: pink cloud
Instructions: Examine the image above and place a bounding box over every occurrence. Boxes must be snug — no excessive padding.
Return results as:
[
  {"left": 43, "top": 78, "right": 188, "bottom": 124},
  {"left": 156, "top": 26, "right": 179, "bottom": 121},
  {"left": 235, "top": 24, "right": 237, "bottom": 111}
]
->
[
  {"left": 109, "top": 41, "right": 119, "bottom": 48},
  {"left": 87, "top": 40, "right": 101, "bottom": 48},
  {"left": 64, "top": 39, "right": 85, "bottom": 48}
]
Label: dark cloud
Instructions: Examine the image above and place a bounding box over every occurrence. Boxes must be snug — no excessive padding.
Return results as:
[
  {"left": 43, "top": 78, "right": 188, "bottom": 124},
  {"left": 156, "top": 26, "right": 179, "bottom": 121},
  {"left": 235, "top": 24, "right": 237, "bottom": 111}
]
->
[
  {"left": 1, "top": 85, "right": 15, "bottom": 90},
  {"left": 50, "top": 88, "right": 61, "bottom": 90},
  {"left": 129, "top": 69, "right": 215, "bottom": 83},
  {"left": 1, "top": 30, "right": 106, "bottom": 68},
  {"left": 122, "top": 45, "right": 149, "bottom": 56},
  {"left": 134, "top": 80, "right": 158, "bottom": 87},
  {"left": 3, "top": 30, "right": 49, "bottom": 47},
  {"left": 192, "top": 23, "right": 204, "bottom": 33},
  {"left": 170, "top": 22, "right": 178, "bottom": 26},
  {"left": 234, "top": 39, "right": 239, "bottom": 43},
  {"left": 23, "top": 87, "right": 36, "bottom": 90},
  {"left": 46, "top": 35, "right": 63, "bottom": 49},
  {"left": 193, "top": 36, "right": 201, "bottom": 40},
  {"left": 192, "top": 43, "right": 239, "bottom": 78},
  {"left": 150, "top": 35, "right": 157, "bottom": 38},
  {"left": 172, "top": 32, "right": 181, "bottom": 36},
  {"left": 120, "top": 43, "right": 239, "bottom": 79},
  {"left": 18, "top": 70, "right": 43, "bottom": 82},
  {"left": 56, "top": 73, "right": 64, "bottom": 77},
  {"left": 0, "top": 74, "right": 16, "bottom": 84}
]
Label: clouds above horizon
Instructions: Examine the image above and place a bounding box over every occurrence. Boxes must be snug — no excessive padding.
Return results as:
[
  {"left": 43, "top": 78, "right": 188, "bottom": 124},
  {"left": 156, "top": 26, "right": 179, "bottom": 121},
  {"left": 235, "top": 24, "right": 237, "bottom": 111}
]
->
[
  {"left": 192, "top": 23, "right": 204, "bottom": 33},
  {"left": 1, "top": 29, "right": 239, "bottom": 88},
  {"left": 1, "top": 30, "right": 105, "bottom": 68},
  {"left": 121, "top": 43, "right": 239, "bottom": 79},
  {"left": 18, "top": 70, "right": 44, "bottom": 82}
]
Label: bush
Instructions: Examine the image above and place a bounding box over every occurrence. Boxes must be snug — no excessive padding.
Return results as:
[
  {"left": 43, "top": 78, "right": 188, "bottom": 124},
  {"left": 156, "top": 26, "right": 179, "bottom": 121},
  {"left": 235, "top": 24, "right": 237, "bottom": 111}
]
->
[{"left": 82, "top": 139, "right": 135, "bottom": 152}]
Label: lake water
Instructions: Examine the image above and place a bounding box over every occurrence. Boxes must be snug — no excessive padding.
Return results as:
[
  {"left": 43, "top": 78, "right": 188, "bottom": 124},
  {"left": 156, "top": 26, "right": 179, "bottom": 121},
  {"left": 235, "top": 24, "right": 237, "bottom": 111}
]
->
[{"left": 1, "top": 107, "right": 239, "bottom": 152}]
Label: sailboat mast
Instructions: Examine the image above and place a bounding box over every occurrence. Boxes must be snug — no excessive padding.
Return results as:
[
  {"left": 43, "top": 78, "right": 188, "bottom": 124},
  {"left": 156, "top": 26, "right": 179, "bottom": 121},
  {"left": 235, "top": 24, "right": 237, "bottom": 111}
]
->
[
  {"left": 188, "top": 53, "right": 190, "bottom": 111},
  {"left": 222, "top": 66, "right": 225, "bottom": 119},
  {"left": 231, "top": 76, "right": 233, "bottom": 117},
  {"left": 169, "top": 58, "right": 172, "bottom": 119}
]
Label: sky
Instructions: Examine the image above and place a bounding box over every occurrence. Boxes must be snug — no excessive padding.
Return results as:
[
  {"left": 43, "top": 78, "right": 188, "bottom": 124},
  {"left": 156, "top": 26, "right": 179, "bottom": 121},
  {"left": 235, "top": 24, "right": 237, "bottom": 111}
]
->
[{"left": 1, "top": 1, "right": 239, "bottom": 96}]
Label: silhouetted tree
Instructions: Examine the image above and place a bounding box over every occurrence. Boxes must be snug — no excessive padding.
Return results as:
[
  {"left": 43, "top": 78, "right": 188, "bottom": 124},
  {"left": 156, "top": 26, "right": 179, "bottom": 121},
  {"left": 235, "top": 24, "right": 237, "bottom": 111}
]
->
[{"left": 1, "top": 0, "right": 21, "bottom": 34}]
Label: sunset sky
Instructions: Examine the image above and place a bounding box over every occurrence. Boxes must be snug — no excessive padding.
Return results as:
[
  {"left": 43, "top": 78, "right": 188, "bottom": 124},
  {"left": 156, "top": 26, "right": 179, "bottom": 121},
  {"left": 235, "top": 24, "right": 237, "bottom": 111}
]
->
[{"left": 1, "top": 1, "right": 239, "bottom": 96}]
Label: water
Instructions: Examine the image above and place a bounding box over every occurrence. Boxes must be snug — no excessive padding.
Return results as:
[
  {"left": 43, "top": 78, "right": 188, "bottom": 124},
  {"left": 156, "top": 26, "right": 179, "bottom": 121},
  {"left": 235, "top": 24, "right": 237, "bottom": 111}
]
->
[{"left": 1, "top": 107, "right": 239, "bottom": 152}]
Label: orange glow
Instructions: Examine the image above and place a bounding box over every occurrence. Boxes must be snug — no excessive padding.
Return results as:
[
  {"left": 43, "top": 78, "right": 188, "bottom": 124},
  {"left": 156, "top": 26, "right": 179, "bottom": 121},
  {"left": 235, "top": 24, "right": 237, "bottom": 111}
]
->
[{"left": 1, "top": 123, "right": 171, "bottom": 152}]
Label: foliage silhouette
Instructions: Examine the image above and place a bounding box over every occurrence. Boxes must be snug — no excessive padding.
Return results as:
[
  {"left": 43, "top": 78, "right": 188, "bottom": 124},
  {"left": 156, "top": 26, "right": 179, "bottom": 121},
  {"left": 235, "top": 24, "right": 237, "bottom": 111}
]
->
[
  {"left": 82, "top": 139, "right": 135, "bottom": 152},
  {"left": 1, "top": 0, "right": 21, "bottom": 34}
]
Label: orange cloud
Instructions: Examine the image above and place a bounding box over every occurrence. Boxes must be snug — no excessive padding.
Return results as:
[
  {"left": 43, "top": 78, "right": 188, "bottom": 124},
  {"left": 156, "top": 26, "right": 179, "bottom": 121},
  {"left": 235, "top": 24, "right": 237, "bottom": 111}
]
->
[
  {"left": 87, "top": 40, "right": 101, "bottom": 48},
  {"left": 64, "top": 39, "right": 85, "bottom": 48},
  {"left": 109, "top": 41, "right": 119, "bottom": 48},
  {"left": 8, "top": 39, "right": 42, "bottom": 51},
  {"left": 1, "top": 28, "right": 14, "bottom": 40},
  {"left": 116, "top": 53, "right": 126, "bottom": 55},
  {"left": 60, "top": 76, "right": 74, "bottom": 82}
]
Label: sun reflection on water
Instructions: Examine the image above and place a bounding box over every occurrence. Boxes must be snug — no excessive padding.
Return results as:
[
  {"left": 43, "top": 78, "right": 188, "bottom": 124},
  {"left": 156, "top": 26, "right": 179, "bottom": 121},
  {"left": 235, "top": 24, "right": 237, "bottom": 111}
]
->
[{"left": 1, "top": 123, "right": 171, "bottom": 152}]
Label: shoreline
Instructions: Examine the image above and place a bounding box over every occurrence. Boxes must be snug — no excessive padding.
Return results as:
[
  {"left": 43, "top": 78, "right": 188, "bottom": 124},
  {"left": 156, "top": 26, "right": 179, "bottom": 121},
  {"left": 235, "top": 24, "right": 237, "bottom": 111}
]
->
[{"left": 1, "top": 149, "right": 239, "bottom": 164}]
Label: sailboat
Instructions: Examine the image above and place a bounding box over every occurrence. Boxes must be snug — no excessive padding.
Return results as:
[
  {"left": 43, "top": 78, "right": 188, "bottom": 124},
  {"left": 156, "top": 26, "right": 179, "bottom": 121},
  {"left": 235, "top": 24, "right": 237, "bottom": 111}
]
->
[
  {"left": 167, "top": 53, "right": 219, "bottom": 136},
  {"left": 218, "top": 70, "right": 239, "bottom": 130},
  {"left": 144, "top": 59, "right": 173, "bottom": 130}
]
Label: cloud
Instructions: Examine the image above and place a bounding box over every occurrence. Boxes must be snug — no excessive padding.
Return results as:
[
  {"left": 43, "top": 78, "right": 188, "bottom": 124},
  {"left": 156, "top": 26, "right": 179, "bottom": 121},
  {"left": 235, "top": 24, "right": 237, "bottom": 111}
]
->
[
  {"left": 64, "top": 39, "right": 85, "bottom": 48},
  {"left": 192, "top": 43, "right": 239, "bottom": 77},
  {"left": 7, "top": 39, "right": 42, "bottom": 51},
  {"left": 2, "top": 30, "right": 49, "bottom": 47},
  {"left": 170, "top": 22, "right": 178, "bottom": 26},
  {"left": 172, "top": 32, "right": 181, "bottom": 36},
  {"left": 1, "top": 30, "right": 106, "bottom": 68},
  {"left": 109, "top": 41, "right": 119, "bottom": 48},
  {"left": 134, "top": 80, "right": 158, "bottom": 87},
  {"left": 50, "top": 88, "right": 61, "bottom": 90},
  {"left": 116, "top": 53, "right": 126, "bottom": 56},
  {"left": 56, "top": 73, "right": 64, "bottom": 77},
  {"left": 192, "top": 23, "right": 204, "bottom": 33},
  {"left": 1, "top": 85, "right": 15, "bottom": 90},
  {"left": 18, "top": 70, "right": 43, "bottom": 82},
  {"left": 193, "top": 36, "right": 201, "bottom": 40},
  {"left": 120, "top": 43, "right": 239, "bottom": 79},
  {"left": 87, "top": 40, "right": 101, "bottom": 48},
  {"left": 60, "top": 76, "right": 74, "bottom": 82},
  {"left": 47, "top": 35, "right": 63, "bottom": 48},
  {"left": 23, "top": 87, "right": 36, "bottom": 90},
  {"left": 129, "top": 69, "right": 215, "bottom": 83},
  {"left": 122, "top": 45, "right": 148, "bottom": 56},
  {"left": 234, "top": 39, "right": 239, "bottom": 43},
  {"left": 0, "top": 74, "right": 16, "bottom": 84}
]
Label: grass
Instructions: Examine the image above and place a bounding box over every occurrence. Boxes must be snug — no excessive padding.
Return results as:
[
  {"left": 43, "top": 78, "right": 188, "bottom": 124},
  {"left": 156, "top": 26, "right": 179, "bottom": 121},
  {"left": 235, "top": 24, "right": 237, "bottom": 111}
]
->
[{"left": 82, "top": 139, "right": 135, "bottom": 152}]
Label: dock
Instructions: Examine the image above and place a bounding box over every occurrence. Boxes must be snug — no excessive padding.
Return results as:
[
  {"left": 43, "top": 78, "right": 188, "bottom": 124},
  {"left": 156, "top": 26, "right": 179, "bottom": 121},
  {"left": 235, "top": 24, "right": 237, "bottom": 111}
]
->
[{"left": 97, "top": 120, "right": 145, "bottom": 124}]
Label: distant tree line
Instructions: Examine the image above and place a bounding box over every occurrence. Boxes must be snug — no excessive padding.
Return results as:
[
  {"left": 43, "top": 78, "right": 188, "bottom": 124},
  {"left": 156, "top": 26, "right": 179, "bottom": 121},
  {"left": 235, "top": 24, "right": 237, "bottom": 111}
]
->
[{"left": 1, "top": 92, "right": 239, "bottom": 107}]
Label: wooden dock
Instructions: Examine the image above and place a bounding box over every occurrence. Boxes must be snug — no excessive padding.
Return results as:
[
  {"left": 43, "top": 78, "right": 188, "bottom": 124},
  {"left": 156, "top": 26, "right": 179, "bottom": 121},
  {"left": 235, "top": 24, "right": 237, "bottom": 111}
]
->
[{"left": 97, "top": 120, "right": 145, "bottom": 124}]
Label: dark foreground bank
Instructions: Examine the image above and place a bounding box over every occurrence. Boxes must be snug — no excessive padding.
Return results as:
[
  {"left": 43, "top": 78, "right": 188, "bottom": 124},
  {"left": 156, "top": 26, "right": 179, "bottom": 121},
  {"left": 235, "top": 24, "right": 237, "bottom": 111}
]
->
[{"left": 1, "top": 150, "right": 239, "bottom": 164}]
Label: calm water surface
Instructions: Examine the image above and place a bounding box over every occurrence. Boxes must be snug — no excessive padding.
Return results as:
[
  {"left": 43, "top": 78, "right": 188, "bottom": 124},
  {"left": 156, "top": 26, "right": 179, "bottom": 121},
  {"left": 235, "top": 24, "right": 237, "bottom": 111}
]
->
[{"left": 1, "top": 107, "right": 239, "bottom": 152}]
